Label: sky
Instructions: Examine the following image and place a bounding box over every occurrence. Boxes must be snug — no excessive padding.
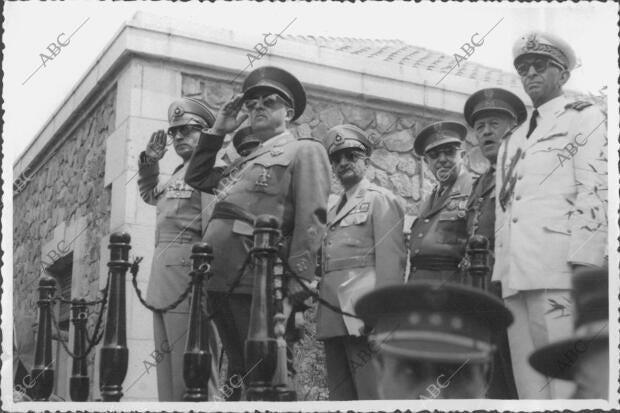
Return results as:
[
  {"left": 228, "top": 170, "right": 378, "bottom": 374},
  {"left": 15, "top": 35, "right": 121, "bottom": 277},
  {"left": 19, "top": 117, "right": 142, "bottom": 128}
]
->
[{"left": 2, "top": 2, "right": 617, "bottom": 167}]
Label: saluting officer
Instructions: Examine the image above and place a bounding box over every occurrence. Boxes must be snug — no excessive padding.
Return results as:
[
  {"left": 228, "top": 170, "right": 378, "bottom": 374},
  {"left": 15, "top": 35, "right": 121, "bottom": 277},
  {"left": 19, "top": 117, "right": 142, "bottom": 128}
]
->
[
  {"left": 355, "top": 280, "right": 514, "bottom": 399},
  {"left": 138, "top": 97, "right": 219, "bottom": 401},
  {"left": 185, "top": 66, "right": 331, "bottom": 400},
  {"left": 462, "top": 87, "right": 527, "bottom": 399},
  {"left": 529, "top": 268, "right": 609, "bottom": 399},
  {"left": 494, "top": 32, "right": 608, "bottom": 399},
  {"left": 408, "top": 121, "right": 473, "bottom": 283},
  {"left": 317, "top": 124, "right": 406, "bottom": 400}
]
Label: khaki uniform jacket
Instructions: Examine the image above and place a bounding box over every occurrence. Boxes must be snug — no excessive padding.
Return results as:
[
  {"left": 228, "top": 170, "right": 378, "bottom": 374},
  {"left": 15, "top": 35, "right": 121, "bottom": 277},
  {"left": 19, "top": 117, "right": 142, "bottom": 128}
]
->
[
  {"left": 185, "top": 131, "right": 331, "bottom": 294},
  {"left": 408, "top": 169, "right": 473, "bottom": 281},
  {"left": 316, "top": 179, "right": 406, "bottom": 339},
  {"left": 493, "top": 95, "right": 608, "bottom": 297},
  {"left": 138, "top": 154, "right": 213, "bottom": 310}
]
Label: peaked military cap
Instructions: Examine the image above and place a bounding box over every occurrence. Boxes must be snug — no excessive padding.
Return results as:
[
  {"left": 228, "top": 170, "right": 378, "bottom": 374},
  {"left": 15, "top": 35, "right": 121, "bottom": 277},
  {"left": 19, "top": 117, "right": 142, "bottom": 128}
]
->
[
  {"left": 355, "top": 281, "right": 514, "bottom": 362},
  {"left": 242, "top": 66, "right": 306, "bottom": 121},
  {"left": 529, "top": 267, "right": 608, "bottom": 380},
  {"left": 464, "top": 88, "right": 527, "bottom": 127},
  {"left": 414, "top": 121, "right": 467, "bottom": 156},
  {"left": 232, "top": 126, "right": 260, "bottom": 155},
  {"left": 513, "top": 31, "right": 577, "bottom": 71},
  {"left": 168, "top": 97, "right": 216, "bottom": 129},
  {"left": 325, "top": 124, "right": 372, "bottom": 157}
]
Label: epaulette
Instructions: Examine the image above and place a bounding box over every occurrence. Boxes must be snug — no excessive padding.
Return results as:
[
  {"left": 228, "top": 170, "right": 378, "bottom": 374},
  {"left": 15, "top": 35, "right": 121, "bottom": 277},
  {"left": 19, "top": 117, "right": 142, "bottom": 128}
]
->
[{"left": 565, "top": 100, "right": 593, "bottom": 112}]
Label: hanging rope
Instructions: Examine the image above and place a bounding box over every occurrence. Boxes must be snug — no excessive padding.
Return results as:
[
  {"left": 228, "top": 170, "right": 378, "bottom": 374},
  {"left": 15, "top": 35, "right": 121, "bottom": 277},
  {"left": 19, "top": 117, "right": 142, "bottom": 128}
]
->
[{"left": 48, "top": 275, "right": 109, "bottom": 360}]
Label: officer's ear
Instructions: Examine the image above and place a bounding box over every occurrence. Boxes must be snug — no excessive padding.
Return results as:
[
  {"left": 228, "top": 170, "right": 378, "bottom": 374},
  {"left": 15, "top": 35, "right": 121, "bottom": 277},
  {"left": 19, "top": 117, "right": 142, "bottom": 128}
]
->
[
  {"left": 559, "top": 69, "right": 570, "bottom": 87},
  {"left": 284, "top": 106, "right": 295, "bottom": 122}
]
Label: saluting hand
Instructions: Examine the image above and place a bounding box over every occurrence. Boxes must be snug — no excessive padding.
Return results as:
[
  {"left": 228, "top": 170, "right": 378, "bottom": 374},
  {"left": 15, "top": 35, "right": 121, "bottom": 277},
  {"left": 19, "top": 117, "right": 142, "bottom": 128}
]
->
[
  {"left": 211, "top": 94, "right": 249, "bottom": 135},
  {"left": 145, "top": 130, "right": 168, "bottom": 161}
]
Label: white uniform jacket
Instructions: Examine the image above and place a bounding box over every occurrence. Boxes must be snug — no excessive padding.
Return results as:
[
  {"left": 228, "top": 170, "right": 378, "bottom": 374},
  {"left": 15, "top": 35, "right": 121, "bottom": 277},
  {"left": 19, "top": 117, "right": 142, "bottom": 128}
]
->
[
  {"left": 317, "top": 178, "right": 407, "bottom": 339},
  {"left": 493, "top": 95, "right": 608, "bottom": 297}
]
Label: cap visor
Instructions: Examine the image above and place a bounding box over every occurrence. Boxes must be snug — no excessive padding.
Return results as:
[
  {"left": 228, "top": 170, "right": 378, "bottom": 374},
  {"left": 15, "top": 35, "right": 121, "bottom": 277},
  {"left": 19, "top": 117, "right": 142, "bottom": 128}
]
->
[
  {"left": 379, "top": 339, "right": 492, "bottom": 363},
  {"left": 529, "top": 336, "right": 607, "bottom": 380}
]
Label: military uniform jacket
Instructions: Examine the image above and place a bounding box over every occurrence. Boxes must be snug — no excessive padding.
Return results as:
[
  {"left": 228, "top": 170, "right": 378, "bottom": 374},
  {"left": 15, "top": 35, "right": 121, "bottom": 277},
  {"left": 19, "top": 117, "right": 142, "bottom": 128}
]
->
[
  {"left": 466, "top": 167, "right": 496, "bottom": 250},
  {"left": 185, "top": 131, "right": 331, "bottom": 294},
  {"left": 493, "top": 95, "right": 608, "bottom": 297},
  {"left": 408, "top": 169, "right": 473, "bottom": 281},
  {"left": 316, "top": 179, "right": 406, "bottom": 339},
  {"left": 138, "top": 154, "right": 213, "bottom": 310}
]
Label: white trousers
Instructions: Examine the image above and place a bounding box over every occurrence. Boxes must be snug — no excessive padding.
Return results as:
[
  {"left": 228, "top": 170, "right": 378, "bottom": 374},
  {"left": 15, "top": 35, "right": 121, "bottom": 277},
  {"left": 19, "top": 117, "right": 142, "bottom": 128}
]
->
[{"left": 504, "top": 289, "right": 576, "bottom": 399}]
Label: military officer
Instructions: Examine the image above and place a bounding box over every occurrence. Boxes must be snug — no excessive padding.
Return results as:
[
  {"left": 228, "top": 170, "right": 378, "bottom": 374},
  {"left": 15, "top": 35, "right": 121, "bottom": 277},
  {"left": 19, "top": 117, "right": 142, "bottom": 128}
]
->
[
  {"left": 408, "top": 121, "right": 473, "bottom": 283},
  {"left": 185, "top": 66, "right": 331, "bottom": 400},
  {"left": 355, "top": 280, "right": 514, "bottom": 399},
  {"left": 462, "top": 88, "right": 527, "bottom": 398},
  {"left": 138, "top": 97, "right": 221, "bottom": 401},
  {"left": 317, "top": 124, "right": 406, "bottom": 400},
  {"left": 529, "top": 267, "right": 609, "bottom": 399},
  {"left": 494, "top": 32, "right": 608, "bottom": 399}
]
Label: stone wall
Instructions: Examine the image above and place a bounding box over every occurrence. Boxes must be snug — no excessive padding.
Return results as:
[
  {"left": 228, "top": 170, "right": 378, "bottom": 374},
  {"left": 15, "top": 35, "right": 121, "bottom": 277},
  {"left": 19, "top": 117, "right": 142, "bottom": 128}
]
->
[{"left": 13, "top": 88, "right": 116, "bottom": 399}]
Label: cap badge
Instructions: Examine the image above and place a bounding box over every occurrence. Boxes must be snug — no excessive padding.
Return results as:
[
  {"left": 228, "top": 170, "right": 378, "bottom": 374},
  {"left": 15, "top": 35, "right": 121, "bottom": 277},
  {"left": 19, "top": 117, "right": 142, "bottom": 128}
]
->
[
  {"left": 334, "top": 134, "right": 344, "bottom": 145},
  {"left": 524, "top": 33, "right": 539, "bottom": 52},
  {"left": 483, "top": 89, "right": 494, "bottom": 99},
  {"left": 172, "top": 105, "right": 184, "bottom": 119}
]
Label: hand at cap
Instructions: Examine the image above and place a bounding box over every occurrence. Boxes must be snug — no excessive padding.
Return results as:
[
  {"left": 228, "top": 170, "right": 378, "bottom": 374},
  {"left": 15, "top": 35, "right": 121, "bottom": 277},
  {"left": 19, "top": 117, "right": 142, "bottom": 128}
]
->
[
  {"left": 145, "top": 130, "right": 167, "bottom": 160},
  {"left": 212, "top": 94, "right": 249, "bottom": 135}
]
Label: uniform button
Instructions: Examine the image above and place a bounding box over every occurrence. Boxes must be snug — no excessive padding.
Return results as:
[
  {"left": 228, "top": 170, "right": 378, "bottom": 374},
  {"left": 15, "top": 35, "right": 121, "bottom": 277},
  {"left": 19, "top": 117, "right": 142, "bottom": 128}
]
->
[
  {"left": 512, "top": 217, "right": 518, "bottom": 223},
  {"left": 412, "top": 266, "right": 417, "bottom": 272},
  {"left": 518, "top": 175, "right": 523, "bottom": 181},
  {"left": 327, "top": 241, "right": 332, "bottom": 246},
  {"left": 414, "top": 249, "right": 420, "bottom": 255},
  {"left": 515, "top": 195, "right": 521, "bottom": 201},
  {"left": 423, "top": 219, "right": 430, "bottom": 223},
  {"left": 521, "top": 152, "right": 526, "bottom": 159},
  {"left": 417, "top": 233, "right": 424, "bottom": 238}
]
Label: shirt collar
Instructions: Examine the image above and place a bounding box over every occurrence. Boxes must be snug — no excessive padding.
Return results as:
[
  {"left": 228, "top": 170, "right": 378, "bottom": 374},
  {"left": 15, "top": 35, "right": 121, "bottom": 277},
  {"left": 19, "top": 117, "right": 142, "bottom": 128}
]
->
[
  {"left": 261, "top": 130, "right": 291, "bottom": 148},
  {"left": 535, "top": 94, "right": 568, "bottom": 118}
]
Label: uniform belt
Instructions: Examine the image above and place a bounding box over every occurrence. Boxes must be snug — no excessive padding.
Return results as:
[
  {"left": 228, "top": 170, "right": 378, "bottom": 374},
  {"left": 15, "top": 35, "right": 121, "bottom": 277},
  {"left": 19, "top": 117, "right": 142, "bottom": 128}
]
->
[
  {"left": 324, "top": 254, "right": 375, "bottom": 272},
  {"left": 414, "top": 255, "right": 461, "bottom": 271},
  {"left": 156, "top": 231, "right": 197, "bottom": 245},
  {"left": 210, "top": 201, "right": 256, "bottom": 225}
]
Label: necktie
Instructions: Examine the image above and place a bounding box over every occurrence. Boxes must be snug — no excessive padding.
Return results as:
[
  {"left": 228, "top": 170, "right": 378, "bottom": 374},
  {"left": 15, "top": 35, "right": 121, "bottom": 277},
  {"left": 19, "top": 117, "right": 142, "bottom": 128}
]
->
[
  {"left": 526, "top": 109, "right": 539, "bottom": 139},
  {"left": 336, "top": 194, "right": 347, "bottom": 213}
]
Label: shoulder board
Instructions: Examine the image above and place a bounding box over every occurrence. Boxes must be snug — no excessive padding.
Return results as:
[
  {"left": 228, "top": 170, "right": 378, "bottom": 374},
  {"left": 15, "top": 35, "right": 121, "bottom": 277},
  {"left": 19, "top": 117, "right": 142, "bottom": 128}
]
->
[{"left": 565, "top": 101, "right": 593, "bottom": 112}]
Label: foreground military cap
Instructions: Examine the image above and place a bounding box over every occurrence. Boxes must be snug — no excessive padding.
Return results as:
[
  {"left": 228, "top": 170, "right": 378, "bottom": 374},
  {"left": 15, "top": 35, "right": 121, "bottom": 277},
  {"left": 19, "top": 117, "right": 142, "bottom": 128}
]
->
[
  {"left": 242, "top": 66, "right": 307, "bottom": 121},
  {"left": 463, "top": 88, "right": 527, "bottom": 127},
  {"left": 232, "top": 126, "right": 260, "bottom": 154},
  {"left": 413, "top": 121, "right": 467, "bottom": 156},
  {"left": 168, "top": 97, "right": 216, "bottom": 128},
  {"left": 325, "top": 124, "right": 372, "bottom": 156},
  {"left": 513, "top": 31, "right": 577, "bottom": 71},
  {"left": 355, "top": 281, "right": 513, "bottom": 362},
  {"left": 529, "top": 267, "right": 608, "bottom": 380}
]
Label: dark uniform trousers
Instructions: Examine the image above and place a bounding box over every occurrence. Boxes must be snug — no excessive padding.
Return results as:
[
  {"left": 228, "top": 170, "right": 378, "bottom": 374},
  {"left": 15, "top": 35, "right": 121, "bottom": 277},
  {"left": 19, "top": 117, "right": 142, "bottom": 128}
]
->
[
  {"left": 138, "top": 155, "right": 220, "bottom": 401},
  {"left": 186, "top": 131, "right": 331, "bottom": 399},
  {"left": 318, "top": 179, "right": 406, "bottom": 400},
  {"left": 466, "top": 167, "right": 517, "bottom": 399},
  {"left": 408, "top": 169, "right": 473, "bottom": 283}
]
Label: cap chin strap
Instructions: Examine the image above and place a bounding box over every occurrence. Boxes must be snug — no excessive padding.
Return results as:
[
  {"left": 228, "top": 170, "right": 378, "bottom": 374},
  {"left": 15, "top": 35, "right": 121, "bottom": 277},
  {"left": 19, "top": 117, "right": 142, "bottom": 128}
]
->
[{"left": 372, "top": 330, "right": 495, "bottom": 357}]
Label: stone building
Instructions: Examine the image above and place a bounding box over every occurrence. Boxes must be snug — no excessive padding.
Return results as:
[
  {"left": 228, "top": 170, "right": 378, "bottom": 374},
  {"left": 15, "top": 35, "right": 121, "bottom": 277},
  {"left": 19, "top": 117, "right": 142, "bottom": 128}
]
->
[{"left": 13, "top": 11, "right": 584, "bottom": 401}]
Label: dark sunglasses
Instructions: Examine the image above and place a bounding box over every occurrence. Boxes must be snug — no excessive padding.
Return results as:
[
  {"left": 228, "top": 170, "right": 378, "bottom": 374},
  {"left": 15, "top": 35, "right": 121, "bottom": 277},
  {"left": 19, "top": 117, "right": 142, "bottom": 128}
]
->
[
  {"left": 516, "top": 57, "right": 565, "bottom": 76},
  {"left": 166, "top": 124, "right": 203, "bottom": 142},
  {"left": 243, "top": 93, "right": 289, "bottom": 111},
  {"left": 330, "top": 151, "right": 366, "bottom": 164},
  {"left": 425, "top": 146, "right": 459, "bottom": 160}
]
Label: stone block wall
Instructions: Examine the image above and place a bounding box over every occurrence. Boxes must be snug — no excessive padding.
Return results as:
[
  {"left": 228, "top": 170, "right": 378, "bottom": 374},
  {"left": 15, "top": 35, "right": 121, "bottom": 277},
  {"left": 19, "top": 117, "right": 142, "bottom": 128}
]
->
[{"left": 13, "top": 88, "right": 116, "bottom": 399}]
